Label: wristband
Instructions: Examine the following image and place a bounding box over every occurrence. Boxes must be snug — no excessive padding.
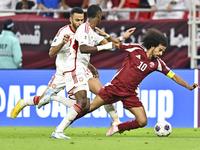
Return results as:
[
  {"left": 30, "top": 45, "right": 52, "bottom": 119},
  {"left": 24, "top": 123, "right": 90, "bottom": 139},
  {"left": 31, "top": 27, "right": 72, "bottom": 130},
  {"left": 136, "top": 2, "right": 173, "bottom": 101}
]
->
[
  {"left": 97, "top": 42, "right": 113, "bottom": 51},
  {"left": 104, "top": 34, "right": 110, "bottom": 39},
  {"left": 119, "top": 36, "right": 124, "bottom": 42}
]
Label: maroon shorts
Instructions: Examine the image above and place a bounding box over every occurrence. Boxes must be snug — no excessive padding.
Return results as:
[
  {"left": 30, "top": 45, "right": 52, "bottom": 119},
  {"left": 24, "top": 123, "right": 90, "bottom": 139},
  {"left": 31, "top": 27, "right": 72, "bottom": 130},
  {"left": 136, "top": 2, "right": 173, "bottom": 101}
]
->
[{"left": 98, "top": 83, "right": 143, "bottom": 108}]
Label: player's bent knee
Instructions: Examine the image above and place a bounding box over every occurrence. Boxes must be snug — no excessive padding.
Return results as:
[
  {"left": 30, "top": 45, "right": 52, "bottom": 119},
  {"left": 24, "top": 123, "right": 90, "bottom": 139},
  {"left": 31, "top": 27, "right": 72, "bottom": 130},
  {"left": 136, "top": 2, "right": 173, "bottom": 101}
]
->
[
  {"left": 81, "top": 104, "right": 90, "bottom": 113},
  {"left": 141, "top": 120, "right": 148, "bottom": 127},
  {"left": 138, "top": 119, "right": 148, "bottom": 127},
  {"left": 79, "top": 101, "right": 88, "bottom": 108}
]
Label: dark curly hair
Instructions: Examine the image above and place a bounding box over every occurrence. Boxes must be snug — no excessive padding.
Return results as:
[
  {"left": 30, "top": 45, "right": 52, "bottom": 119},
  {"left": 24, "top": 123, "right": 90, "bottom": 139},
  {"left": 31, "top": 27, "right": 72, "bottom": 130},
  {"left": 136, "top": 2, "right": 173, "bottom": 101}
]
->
[{"left": 141, "top": 28, "right": 168, "bottom": 49}]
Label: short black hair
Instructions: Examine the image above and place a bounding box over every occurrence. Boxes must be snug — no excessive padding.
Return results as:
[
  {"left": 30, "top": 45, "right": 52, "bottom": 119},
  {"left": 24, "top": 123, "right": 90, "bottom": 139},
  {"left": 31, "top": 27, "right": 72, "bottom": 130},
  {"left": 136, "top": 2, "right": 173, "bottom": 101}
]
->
[
  {"left": 70, "top": 7, "right": 84, "bottom": 17},
  {"left": 141, "top": 28, "right": 168, "bottom": 49},
  {"left": 87, "top": 4, "right": 102, "bottom": 18}
]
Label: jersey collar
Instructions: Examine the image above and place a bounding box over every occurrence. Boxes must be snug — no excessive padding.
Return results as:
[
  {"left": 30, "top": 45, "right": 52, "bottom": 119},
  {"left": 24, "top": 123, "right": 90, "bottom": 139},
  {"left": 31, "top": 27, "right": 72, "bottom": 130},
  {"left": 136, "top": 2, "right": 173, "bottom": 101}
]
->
[
  {"left": 86, "top": 21, "right": 94, "bottom": 30},
  {"left": 69, "top": 25, "right": 75, "bottom": 33}
]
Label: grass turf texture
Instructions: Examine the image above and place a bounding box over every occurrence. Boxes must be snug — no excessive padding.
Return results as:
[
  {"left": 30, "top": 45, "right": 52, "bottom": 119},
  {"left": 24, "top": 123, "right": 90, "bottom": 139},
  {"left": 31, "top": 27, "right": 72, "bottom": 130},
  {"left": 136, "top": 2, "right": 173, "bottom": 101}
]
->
[{"left": 0, "top": 127, "right": 199, "bottom": 150}]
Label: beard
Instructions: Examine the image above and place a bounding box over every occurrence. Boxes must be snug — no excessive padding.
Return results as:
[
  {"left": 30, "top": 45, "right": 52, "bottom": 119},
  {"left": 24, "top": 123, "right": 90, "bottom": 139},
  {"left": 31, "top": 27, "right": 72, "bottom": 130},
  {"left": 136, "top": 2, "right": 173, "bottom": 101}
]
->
[
  {"left": 151, "top": 48, "right": 159, "bottom": 60},
  {"left": 72, "top": 22, "right": 78, "bottom": 30},
  {"left": 152, "top": 55, "right": 158, "bottom": 60}
]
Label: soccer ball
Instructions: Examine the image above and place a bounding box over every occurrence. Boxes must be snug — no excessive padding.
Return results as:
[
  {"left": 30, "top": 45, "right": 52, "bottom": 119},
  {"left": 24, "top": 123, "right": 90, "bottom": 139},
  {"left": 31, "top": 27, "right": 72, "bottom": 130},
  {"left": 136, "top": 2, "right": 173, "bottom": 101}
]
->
[{"left": 154, "top": 120, "right": 172, "bottom": 137}]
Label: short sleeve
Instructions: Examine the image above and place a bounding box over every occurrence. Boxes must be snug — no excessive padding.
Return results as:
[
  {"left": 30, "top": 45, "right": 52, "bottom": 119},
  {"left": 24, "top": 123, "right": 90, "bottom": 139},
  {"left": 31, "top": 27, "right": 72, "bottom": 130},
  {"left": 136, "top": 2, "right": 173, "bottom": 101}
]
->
[
  {"left": 157, "top": 58, "right": 171, "bottom": 75},
  {"left": 51, "top": 27, "right": 65, "bottom": 46},
  {"left": 75, "top": 24, "right": 89, "bottom": 46},
  {"left": 120, "top": 43, "right": 144, "bottom": 52},
  {"left": 94, "top": 32, "right": 104, "bottom": 44}
]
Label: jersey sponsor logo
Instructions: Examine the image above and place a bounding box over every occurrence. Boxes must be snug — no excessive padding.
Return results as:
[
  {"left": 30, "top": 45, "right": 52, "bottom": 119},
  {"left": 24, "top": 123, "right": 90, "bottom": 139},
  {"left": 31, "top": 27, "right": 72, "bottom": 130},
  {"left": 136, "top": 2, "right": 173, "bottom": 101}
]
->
[
  {"left": 135, "top": 55, "right": 141, "bottom": 59},
  {"left": 149, "top": 62, "right": 155, "bottom": 68},
  {"left": 79, "top": 77, "right": 84, "bottom": 82},
  {"left": 52, "top": 84, "right": 57, "bottom": 89},
  {"left": 53, "top": 39, "right": 57, "bottom": 42}
]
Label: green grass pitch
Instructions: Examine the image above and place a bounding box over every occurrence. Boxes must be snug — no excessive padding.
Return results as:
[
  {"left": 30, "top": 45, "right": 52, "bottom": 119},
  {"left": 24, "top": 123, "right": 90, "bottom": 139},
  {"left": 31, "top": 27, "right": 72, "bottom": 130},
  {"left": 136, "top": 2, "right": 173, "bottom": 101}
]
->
[{"left": 0, "top": 127, "right": 200, "bottom": 150}]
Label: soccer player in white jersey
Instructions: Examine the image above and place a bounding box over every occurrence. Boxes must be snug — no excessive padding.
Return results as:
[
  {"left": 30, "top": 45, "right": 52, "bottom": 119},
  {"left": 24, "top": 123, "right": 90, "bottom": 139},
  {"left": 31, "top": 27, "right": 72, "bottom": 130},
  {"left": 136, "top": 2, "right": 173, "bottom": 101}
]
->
[
  {"left": 38, "top": 5, "right": 136, "bottom": 139},
  {"left": 10, "top": 7, "right": 121, "bottom": 130}
]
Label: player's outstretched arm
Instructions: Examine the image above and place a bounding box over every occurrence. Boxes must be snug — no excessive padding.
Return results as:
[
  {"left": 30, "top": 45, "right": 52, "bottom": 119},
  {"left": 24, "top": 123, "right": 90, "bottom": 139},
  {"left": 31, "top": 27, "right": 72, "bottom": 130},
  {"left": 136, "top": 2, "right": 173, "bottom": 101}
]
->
[
  {"left": 49, "top": 34, "right": 70, "bottom": 57},
  {"left": 122, "top": 27, "right": 136, "bottom": 40},
  {"left": 95, "top": 27, "right": 119, "bottom": 43},
  {"left": 95, "top": 27, "right": 136, "bottom": 43},
  {"left": 95, "top": 27, "right": 136, "bottom": 49},
  {"left": 172, "top": 74, "right": 199, "bottom": 91},
  {"left": 80, "top": 42, "right": 115, "bottom": 53}
]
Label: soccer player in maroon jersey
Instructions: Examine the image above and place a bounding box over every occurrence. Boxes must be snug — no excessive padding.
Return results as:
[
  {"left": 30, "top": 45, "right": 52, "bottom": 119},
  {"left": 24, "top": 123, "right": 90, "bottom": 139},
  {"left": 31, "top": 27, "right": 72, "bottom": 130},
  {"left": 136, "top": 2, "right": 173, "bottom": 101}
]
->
[{"left": 87, "top": 28, "right": 199, "bottom": 136}]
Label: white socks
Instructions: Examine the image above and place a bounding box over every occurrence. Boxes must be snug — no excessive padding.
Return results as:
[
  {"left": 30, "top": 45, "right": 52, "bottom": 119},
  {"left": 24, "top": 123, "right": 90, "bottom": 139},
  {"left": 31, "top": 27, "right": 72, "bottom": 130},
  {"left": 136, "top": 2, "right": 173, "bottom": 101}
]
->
[
  {"left": 51, "top": 95, "right": 75, "bottom": 108},
  {"left": 55, "top": 104, "right": 82, "bottom": 132},
  {"left": 21, "top": 95, "right": 75, "bottom": 108},
  {"left": 104, "top": 104, "right": 121, "bottom": 123},
  {"left": 21, "top": 96, "right": 36, "bottom": 108}
]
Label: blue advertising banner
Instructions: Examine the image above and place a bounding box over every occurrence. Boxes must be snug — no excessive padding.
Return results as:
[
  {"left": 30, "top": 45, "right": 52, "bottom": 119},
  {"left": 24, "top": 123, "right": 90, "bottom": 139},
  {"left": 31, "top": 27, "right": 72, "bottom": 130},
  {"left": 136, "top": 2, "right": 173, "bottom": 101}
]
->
[{"left": 0, "top": 69, "right": 198, "bottom": 127}]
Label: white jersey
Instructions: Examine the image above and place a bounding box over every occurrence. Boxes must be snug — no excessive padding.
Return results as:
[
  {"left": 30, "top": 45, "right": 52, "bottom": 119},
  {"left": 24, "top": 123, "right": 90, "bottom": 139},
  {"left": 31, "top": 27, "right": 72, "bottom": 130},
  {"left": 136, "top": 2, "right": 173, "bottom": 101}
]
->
[
  {"left": 63, "top": 22, "right": 104, "bottom": 73},
  {"left": 51, "top": 25, "right": 75, "bottom": 74}
]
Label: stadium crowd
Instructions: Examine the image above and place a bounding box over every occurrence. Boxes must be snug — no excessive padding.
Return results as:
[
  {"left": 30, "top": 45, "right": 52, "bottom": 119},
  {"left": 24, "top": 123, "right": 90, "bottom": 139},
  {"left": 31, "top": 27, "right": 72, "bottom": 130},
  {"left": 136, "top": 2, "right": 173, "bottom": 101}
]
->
[{"left": 0, "top": 0, "right": 191, "bottom": 20}]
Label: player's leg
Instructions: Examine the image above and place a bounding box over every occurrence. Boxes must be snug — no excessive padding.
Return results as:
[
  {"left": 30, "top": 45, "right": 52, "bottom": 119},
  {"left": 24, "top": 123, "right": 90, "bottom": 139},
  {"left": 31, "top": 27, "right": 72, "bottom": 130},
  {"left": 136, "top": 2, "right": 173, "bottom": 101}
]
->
[
  {"left": 88, "top": 77, "right": 102, "bottom": 95},
  {"left": 67, "top": 94, "right": 106, "bottom": 124},
  {"left": 88, "top": 77, "right": 121, "bottom": 124},
  {"left": 11, "top": 73, "right": 67, "bottom": 118},
  {"left": 11, "top": 72, "right": 63, "bottom": 119},
  {"left": 117, "top": 106, "right": 147, "bottom": 131},
  {"left": 52, "top": 71, "right": 89, "bottom": 139},
  {"left": 38, "top": 73, "right": 76, "bottom": 109},
  {"left": 106, "top": 106, "right": 147, "bottom": 136},
  {"left": 10, "top": 90, "right": 47, "bottom": 119},
  {"left": 89, "top": 94, "right": 106, "bottom": 112},
  {"left": 52, "top": 89, "right": 89, "bottom": 139}
]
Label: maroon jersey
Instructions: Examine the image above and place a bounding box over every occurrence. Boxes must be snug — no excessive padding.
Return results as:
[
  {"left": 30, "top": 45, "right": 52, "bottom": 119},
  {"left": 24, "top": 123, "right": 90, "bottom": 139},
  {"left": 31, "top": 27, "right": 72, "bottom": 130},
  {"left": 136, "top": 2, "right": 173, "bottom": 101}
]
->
[{"left": 110, "top": 43, "right": 171, "bottom": 93}]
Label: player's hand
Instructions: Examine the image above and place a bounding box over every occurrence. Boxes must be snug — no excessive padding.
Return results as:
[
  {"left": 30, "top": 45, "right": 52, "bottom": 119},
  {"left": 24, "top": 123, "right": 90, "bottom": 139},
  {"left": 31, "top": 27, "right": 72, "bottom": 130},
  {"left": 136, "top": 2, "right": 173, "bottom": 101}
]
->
[
  {"left": 88, "top": 64, "right": 100, "bottom": 78},
  {"left": 62, "top": 34, "right": 70, "bottom": 45},
  {"left": 189, "top": 83, "right": 199, "bottom": 91},
  {"left": 115, "top": 43, "right": 120, "bottom": 49},
  {"left": 122, "top": 28, "right": 136, "bottom": 40},
  {"left": 95, "top": 27, "right": 107, "bottom": 37},
  {"left": 92, "top": 69, "right": 100, "bottom": 78}
]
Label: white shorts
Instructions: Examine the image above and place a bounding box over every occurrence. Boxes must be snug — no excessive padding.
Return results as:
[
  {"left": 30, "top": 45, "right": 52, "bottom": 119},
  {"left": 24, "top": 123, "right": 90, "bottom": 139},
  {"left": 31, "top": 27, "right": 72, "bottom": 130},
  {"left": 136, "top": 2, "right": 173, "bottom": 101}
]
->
[
  {"left": 64, "top": 66, "right": 92, "bottom": 99},
  {"left": 48, "top": 68, "right": 93, "bottom": 99}
]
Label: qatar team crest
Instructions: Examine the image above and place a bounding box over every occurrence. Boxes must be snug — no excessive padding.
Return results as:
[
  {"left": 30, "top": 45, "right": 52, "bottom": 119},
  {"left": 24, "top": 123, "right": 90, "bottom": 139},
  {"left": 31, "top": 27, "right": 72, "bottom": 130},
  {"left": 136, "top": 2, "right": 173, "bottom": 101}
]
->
[
  {"left": 79, "top": 77, "right": 84, "bottom": 82},
  {"left": 149, "top": 62, "right": 155, "bottom": 68},
  {"left": 52, "top": 84, "right": 57, "bottom": 89}
]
